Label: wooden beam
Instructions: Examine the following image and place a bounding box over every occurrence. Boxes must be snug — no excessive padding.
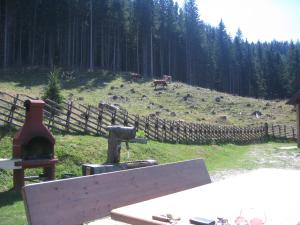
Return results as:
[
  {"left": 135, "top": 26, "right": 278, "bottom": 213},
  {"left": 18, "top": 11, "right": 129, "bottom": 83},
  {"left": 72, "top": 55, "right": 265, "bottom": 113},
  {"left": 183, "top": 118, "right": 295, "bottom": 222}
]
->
[{"left": 0, "top": 158, "right": 21, "bottom": 169}]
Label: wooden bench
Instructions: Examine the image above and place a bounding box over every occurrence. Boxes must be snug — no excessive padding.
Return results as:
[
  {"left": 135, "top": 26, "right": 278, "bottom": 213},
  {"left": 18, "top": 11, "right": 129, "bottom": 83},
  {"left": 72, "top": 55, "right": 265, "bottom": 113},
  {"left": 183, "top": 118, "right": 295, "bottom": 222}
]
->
[{"left": 22, "top": 159, "right": 211, "bottom": 225}]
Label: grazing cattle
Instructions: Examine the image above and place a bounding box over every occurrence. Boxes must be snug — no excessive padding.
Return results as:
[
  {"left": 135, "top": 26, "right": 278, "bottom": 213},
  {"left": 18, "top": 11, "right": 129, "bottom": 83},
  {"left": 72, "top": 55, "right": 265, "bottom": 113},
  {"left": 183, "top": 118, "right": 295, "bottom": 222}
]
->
[
  {"left": 163, "top": 75, "right": 172, "bottom": 83},
  {"left": 153, "top": 79, "right": 168, "bottom": 90},
  {"left": 61, "top": 71, "right": 74, "bottom": 80},
  {"left": 130, "top": 72, "right": 142, "bottom": 82}
]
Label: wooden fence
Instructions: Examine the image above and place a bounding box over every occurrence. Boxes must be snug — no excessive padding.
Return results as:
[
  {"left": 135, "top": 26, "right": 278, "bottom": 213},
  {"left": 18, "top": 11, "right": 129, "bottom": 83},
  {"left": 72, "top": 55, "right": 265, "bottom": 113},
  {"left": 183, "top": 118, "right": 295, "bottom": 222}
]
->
[
  {"left": 268, "top": 124, "right": 297, "bottom": 140},
  {"left": 0, "top": 91, "right": 296, "bottom": 144}
]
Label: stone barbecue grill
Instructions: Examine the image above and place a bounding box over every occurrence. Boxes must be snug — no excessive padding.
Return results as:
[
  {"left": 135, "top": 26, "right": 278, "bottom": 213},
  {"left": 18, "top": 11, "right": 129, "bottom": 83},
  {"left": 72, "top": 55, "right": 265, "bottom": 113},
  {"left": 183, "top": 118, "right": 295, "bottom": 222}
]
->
[{"left": 12, "top": 99, "right": 57, "bottom": 191}]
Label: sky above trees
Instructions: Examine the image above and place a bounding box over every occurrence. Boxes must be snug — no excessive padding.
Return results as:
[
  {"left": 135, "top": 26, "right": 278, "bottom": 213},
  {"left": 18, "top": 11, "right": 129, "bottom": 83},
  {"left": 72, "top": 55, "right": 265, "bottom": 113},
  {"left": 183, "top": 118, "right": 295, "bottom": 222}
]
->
[{"left": 176, "top": 0, "right": 300, "bottom": 42}]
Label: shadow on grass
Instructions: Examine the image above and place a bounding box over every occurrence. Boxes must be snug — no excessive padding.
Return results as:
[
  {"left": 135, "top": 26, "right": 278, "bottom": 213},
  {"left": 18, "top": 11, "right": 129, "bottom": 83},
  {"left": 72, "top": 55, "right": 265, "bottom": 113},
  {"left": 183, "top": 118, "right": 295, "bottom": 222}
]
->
[
  {"left": 0, "top": 69, "right": 49, "bottom": 89},
  {"left": 0, "top": 68, "right": 123, "bottom": 92},
  {"left": 0, "top": 126, "right": 15, "bottom": 141},
  {"left": 62, "top": 70, "right": 118, "bottom": 91},
  {"left": 0, "top": 189, "right": 23, "bottom": 208}
]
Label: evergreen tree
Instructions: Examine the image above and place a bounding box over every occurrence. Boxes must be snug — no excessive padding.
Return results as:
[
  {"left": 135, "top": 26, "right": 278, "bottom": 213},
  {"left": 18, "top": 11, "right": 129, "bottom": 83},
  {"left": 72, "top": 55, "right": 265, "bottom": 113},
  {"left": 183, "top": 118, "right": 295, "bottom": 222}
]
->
[
  {"left": 43, "top": 68, "right": 63, "bottom": 104},
  {"left": 0, "top": 0, "right": 299, "bottom": 99}
]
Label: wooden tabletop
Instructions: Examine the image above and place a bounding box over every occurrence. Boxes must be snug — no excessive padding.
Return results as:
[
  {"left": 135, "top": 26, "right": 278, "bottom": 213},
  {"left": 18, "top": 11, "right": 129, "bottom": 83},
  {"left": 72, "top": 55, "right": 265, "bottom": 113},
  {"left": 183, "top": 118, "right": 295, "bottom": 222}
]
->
[{"left": 111, "top": 169, "right": 300, "bottom": 225}]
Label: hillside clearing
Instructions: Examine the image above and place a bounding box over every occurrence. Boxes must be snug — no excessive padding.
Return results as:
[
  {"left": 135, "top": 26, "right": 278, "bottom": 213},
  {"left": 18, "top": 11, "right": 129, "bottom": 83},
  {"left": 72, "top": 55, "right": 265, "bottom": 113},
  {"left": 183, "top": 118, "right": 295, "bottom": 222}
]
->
[
  {"left": 0, "top": 70, "right": 295, "bottom": 126},
  {"left": 0, "top": 130, "right": 299, "bottom": 225}
]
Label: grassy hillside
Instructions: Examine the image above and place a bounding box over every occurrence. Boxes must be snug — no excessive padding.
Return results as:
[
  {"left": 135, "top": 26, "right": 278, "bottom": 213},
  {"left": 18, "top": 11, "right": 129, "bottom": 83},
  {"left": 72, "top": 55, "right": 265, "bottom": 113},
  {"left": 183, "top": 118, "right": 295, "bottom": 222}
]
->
[
  {"left": 0, "top": 69, "right": 295, "bottom": 126},
  {"left": 0, "top": 128, "right": 298, "bottom": 225},
  {"left": 0, "top": 69, "right": 298, "bottom": 225}
]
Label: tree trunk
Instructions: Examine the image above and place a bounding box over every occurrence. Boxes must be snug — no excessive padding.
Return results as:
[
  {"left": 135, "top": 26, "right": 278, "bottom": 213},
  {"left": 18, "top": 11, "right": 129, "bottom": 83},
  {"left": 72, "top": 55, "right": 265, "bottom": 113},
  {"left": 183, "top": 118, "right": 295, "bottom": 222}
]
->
[
  {"left": 168, "top": 40, "right": 171, "bottom": 75},
  {"left": 160, "top": 41, "right": 164, "bottom": 76},
  {"left": 125, "top": 36, "right": 128, "bottom": 71},
  {"left": 113, "top": 28, "right": 116, "bottom": 71},
  {"left": 142, "top": 37, "right": 147, "bottom": 76},
  {"left": 67, "top": 3, "right": 72, "bottom": 66},
  {"left": 31, "top": 0, "right": 37, "bottom": 65},
  {"left": 18, "top": 20, "right": 22, "bottom": 66},
  {"left": 136, "top": 28, "right": 139, "bottom": 73},
  {"left": 89, "top": 0, "right": 94, "bottom": 72},
  {"left": 42, "top": 32, "right": 46, "bottom": 65},
  {"left": 80, "top": 22, "right": 84, "bottom": 67},
  {"left": 3, "top": 0, "right": 10, "bottom": 68},
  {"left": 150, "top": 28, "right": 153, "bottom": 78},
  {"left": 72, "top": 16, "right": 76, "bottom": 67},
  {"left": 101, "top": 23, "right": 104, "bottom": 68},
  {"left": 48, "top": 34, "right": 54, "bottom": 67}
]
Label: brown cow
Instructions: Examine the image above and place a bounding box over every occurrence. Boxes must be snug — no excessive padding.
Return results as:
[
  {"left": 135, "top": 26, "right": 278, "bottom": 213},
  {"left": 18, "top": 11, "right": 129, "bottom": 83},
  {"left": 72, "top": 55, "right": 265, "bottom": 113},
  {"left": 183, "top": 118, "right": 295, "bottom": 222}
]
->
[
  {"left": 130, "top": 72, "right": 142, "bottom": 82},
  {"left": 163, "top": 75, "right": 172, "bottom": 83},
  {"left": 153, "top": 79, "right": 168, "bottom": 90},
  {"left": 61, "top": 71, "right": 75, "bottom": 80}
]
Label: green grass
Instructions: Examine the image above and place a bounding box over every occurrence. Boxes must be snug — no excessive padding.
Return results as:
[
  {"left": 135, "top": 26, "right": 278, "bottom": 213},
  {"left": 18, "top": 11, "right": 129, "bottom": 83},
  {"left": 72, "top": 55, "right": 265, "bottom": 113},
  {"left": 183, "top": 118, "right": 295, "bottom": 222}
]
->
[
  {"left": 0, "top": 69, "right": 299, "bottom": 224},
  {"left": 0, "top": 69, "right": 295, "bottom": 126},
  {"left": 0, "top": 128, "right": 299, "bottom": 225}
]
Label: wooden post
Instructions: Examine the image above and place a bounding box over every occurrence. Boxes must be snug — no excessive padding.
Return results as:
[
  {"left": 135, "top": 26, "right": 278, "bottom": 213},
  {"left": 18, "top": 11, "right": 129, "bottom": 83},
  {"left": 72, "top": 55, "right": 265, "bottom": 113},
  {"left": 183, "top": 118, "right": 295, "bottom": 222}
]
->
[
  {"left": 96, "top": 107, "right": 103, "bottom": 135},
  {"left": 279, "top": 125, "right": 282, "bottom": 137},
  {"left": 134, "top": 115, "right": 139, "bottom": 130},
  {"left": 292, "top": 126, "right": 295, "bottom": 139},
  {"left": 111, "top": 110, "right": 116, "bottom": 125},
  {"left": 155, "top": 118, "right": 159, "bottom": 140},
  {"left": 163, "top": 119, "right": 166, "bottom": 141},
  {"left": 284, "top": 125, "right": 287, "bottom": 138},
  {"left": 7, "top": 94, "right": 19, "bottom": 129},
  {"left": 84, "top": 106, "right": 90, "bottom": 133},
  {"left": 13, "top": 169, "right": 24, "bottom": 191},
  {"left": 264, "top": 123, "right": 269, "bottom": 140},
  {"left": 176, "top": 122, "right": 180, "bottom": 143},
  {"left": 123, "top": 112, "right": 128, "bottom": 126},
  {"left": 65, "top": 101, "right": 73, "bottom": 131}
]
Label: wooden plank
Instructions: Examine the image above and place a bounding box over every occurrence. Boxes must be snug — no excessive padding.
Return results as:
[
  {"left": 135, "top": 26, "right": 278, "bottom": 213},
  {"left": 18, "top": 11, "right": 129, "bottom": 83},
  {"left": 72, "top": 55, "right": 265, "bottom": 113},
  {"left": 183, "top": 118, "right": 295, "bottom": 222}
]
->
[
  {"left": 111, "top": 169, "right": 300, "bottom": 225},
  {"left": 0, "top": 158, "right": 22, "bottom": 169},
  {"left": 23, "top": 159, "right": 211, "bottom": 225}
]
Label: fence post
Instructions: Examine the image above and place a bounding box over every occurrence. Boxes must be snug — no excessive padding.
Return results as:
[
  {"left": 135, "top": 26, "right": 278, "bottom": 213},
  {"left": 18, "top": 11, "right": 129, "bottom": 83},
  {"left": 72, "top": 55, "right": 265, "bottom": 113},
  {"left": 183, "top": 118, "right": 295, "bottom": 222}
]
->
[
  {"left": 65, "top": 101, "right": 73, "bottom": 132},
  {"left": 264, "top": 123, "right": 269, "bottom": 140},
  {"left": 123, "top": 111, "right": 128, "bottom": 126},
  {"left": 96, "top": 106, "right": 103, "bottom": 135},
  {"left": 145, "top": 116, "right": 149, "bottom": 138},
  {"left": 47, "top": 100, "right": 55, "bottom": 129},
  {"left": 84, "top": 106, "right": 91, "bottom": 133},
  {"left": 134, "top": 115, "right": 139, "bottom": 130},
  {"left": 7, "top": 94, "right": 19, "bottom": 129},
  {"left": 279, "top": 125, "right": 282, "bottom": 137},
  {"left": 111, "top": 110, "right": 116, "bottom": 125},
  {"left": 163, "top": 119, "right": 167, "bottom": 142},
  {"left": 176, "top": 122, "right": 180, "bottom": 143},
  {"left": 170, "top": 121, "right": 173, "bottom": 142}
]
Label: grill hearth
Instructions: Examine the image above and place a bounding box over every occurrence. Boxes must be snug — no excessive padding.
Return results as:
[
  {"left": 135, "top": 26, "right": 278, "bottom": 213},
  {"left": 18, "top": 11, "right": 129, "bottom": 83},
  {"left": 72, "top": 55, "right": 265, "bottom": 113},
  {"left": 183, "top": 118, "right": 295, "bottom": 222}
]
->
[
  {"left": 22, "top": 136, "right": 53, "bottom": 160},
  {"left": 12, "top": 99, "right": 57, "bottom": 191}
]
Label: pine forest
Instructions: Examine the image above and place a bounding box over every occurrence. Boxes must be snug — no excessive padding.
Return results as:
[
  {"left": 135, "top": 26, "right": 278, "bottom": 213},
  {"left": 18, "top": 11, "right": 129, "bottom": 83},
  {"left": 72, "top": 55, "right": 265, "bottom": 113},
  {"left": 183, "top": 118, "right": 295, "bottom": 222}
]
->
[{"left": 0, "top": 0, "right": 300, "bottom": 99}]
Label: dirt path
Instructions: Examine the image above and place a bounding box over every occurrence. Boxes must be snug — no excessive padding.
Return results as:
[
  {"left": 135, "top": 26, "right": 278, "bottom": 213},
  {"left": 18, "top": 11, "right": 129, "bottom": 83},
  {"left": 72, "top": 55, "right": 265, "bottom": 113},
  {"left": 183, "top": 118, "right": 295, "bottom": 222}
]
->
[{"left": 211, "top": 144, "right": 300, "bottom": 182}]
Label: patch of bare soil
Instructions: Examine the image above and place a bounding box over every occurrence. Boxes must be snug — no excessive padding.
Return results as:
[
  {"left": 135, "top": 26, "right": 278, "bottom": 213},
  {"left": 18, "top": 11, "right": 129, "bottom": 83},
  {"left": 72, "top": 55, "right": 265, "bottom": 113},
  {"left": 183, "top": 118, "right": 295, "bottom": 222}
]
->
[{"left": 211, "top": 146, "right": 300, "bottom": 182}]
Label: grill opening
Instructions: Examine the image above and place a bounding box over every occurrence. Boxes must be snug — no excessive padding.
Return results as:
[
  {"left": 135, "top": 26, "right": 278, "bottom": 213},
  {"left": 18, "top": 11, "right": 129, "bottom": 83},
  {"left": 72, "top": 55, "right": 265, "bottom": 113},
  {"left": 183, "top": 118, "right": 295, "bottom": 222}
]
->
[{"left": 22, "top": 136, "right": 53, "bottom": 160}]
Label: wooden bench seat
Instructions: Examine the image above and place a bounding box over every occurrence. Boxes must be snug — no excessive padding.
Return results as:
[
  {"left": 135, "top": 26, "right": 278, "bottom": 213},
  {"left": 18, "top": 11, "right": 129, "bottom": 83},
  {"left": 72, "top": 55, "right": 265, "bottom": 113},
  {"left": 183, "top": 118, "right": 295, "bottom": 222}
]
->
[{"left": 22, "top": 159, "right": 211, "bottom": 225}]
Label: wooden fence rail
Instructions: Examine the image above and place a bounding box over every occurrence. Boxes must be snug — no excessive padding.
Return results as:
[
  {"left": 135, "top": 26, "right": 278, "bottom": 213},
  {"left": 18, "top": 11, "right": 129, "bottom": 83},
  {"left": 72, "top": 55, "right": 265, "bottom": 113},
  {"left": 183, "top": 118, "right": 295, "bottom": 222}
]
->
[{"left": 0, "top": 91, "right": 296, "bottom": 144}]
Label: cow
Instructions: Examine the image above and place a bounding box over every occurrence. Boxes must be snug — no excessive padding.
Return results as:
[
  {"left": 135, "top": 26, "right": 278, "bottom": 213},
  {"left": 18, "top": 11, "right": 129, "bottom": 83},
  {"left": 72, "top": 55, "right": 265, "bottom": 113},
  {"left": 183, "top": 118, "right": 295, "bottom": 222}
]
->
[
  {"left": 129, "top": 72, "right": 142, "bottom": 82},
  {"left": 153, "top": 79, "right": 168, "bottom": 90},
  {"left": 163, "top": 75, "right": 172, "bottom": 83},
  {"left": 61, "top": 70, "right": 74, "bottom": 80}
]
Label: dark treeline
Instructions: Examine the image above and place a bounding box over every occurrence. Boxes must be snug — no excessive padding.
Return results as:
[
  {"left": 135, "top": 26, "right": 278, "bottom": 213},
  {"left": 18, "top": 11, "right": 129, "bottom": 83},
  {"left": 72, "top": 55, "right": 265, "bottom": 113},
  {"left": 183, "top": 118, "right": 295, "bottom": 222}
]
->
[{"left": 0, "top": 0, "right": 300, "bottom": 99}]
